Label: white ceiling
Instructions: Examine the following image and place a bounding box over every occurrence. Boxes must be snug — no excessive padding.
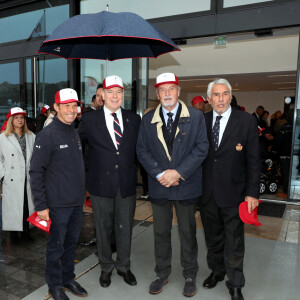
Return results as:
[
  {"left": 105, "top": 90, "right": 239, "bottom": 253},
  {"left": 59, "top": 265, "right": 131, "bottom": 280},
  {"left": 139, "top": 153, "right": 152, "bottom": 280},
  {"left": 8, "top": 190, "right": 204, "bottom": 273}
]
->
[{"left": 149, "top": 28, "right": 300, "bottom": 94}]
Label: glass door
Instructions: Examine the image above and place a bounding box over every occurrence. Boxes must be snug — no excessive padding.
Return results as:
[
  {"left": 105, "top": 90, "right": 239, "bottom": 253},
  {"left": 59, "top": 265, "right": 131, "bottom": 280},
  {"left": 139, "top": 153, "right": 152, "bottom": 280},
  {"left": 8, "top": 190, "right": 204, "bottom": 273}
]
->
[{"left": 0, "top": 59, "right": 21, "bottom": 124}]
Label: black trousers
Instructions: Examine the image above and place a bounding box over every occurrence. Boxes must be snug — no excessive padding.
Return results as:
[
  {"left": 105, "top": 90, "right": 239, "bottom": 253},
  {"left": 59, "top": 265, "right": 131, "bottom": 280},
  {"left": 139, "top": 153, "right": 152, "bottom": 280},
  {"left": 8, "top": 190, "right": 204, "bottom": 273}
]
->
[
  {"left": 90, "top": 190, "right": 136, "bottom": 273},
  {"left": 46, "top": 206, "right": 83, "bottom": 288},
  {"left": 152, "top": 201, "right": 198, "bottom": 280},
  {"left": 200, "top": 194, "right": 245, "bottom": 288}
]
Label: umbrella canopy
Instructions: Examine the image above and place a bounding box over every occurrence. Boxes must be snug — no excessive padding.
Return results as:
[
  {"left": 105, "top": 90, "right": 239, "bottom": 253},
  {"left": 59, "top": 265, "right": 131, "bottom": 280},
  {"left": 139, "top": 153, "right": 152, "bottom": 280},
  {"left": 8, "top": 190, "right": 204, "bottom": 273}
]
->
[{"left": 38, "top": 11, "right": 180, "bottom": 61}]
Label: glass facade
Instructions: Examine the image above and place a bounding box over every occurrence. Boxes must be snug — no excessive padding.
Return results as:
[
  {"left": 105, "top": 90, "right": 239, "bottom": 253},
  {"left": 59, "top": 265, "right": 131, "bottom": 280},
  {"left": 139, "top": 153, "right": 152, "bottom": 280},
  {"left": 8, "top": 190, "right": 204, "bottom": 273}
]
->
[
  {"left": 0, "top": 60, "right": 20, "bottom": 121},
  {"left": 80, "top": 59, "right": 133, "bottom": 109},
  {"left": 0, "top": 5, "right": 69, "bottom": 44},
  {"left": 223, "top": 0, "right": 273, "bottom": 7},
  {"left": 290, "top": 74, "right": 300, "bottom": 200},
  {"left": 36, "top": 56, "right": 68, "bottom": 110},
  {"left": 80, "top": 0, "right": 210, "bottom": 19}
]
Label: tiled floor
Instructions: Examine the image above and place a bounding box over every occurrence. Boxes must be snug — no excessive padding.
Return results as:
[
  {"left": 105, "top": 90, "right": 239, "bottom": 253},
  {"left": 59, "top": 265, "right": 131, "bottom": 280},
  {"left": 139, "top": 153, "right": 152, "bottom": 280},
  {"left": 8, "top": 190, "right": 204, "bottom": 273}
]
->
[{"left": 0, "top": 187, "right": 299, "bottom": 299}]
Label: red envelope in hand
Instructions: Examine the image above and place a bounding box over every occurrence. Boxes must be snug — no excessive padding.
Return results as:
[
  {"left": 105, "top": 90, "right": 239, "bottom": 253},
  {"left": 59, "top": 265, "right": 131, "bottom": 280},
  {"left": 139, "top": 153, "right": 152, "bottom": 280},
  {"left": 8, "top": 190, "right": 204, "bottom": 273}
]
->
[
  {"left": 27, "top": 211, "right": 52, "bottom": 234},
  {"left": 239, "top": 201, "right": 263, "bottom": 227}
]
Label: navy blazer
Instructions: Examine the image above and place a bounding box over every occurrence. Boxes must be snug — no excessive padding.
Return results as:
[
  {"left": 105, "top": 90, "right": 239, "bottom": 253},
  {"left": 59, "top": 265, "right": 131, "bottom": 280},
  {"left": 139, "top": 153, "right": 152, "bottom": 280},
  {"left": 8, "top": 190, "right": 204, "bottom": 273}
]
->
[
  {"left": 202, "top": 109, "right": 261, "bottom": 208},
  {"left": 136, "top": 101, "right": 209, "bottom": 201},
  {"left": 78, "top": 107, "right": 141, "bottom": 198}
]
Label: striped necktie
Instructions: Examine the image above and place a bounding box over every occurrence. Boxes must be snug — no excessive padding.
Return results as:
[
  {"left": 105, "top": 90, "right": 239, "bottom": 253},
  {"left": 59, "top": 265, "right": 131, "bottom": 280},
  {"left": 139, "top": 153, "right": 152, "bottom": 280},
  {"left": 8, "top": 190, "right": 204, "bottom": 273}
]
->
[
  {"left": 111, "top": 112, "right": 122, "bottom": 148},
  {"left": 167, "top": 112, "right": 173, "bottom": 132},
  {"left": 212, "top": 115, "right": 222, "bottom": 151}
]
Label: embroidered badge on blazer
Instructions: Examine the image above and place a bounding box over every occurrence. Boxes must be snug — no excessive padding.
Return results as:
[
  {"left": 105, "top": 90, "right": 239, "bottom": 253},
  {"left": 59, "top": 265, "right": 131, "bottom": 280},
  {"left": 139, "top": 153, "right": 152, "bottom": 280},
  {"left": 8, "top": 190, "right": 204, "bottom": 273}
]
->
[{"left": 236, "top": 143, "right": 243, "bottom": 151}]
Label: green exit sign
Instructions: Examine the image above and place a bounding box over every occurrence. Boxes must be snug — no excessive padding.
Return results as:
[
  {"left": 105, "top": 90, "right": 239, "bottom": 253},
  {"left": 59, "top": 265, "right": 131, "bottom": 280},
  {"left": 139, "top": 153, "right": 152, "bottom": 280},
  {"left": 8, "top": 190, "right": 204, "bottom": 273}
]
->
[{"left": 215, "top": 36, "right": 227, "bottom": 47}]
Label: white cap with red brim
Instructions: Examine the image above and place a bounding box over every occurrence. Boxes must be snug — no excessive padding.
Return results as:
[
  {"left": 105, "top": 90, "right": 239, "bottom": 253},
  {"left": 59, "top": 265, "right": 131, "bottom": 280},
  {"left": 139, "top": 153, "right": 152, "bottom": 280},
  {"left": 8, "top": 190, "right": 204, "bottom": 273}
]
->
[
  {"left": 7, "top": 107, "right": 27, "bottom": 119},
  {"left": 154, "top": 72, "right": 179, "bottom": 88},
  {"left": 55, "top": 88, "right": 82, "bottom": 104},
  {"left": 103, "top": 75, "right": 124, "bottom": 89}
]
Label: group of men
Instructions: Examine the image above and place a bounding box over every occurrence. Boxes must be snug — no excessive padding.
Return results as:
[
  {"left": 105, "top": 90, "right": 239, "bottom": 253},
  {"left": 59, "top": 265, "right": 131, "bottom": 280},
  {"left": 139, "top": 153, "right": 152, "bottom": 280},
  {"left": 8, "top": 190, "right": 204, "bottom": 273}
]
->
[{"left": 29, "top": 72, "right": 260, "bottom": 300}]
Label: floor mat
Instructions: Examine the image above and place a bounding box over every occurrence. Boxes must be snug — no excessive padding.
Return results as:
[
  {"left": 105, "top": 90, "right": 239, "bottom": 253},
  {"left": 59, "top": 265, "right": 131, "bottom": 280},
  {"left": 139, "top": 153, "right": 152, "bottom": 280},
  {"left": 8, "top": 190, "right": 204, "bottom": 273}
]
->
[{"left": 257, "top": 202, "right": 286, "bottom": 218}]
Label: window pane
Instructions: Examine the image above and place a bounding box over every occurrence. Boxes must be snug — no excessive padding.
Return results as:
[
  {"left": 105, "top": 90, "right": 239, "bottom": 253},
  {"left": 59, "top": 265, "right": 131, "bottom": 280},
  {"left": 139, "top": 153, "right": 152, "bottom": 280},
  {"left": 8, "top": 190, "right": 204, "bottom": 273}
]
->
[
  {"left": 0, "top": 61, "right": 20, "bottom": 122},
  {"left": 81, "top": 0, "right": 210, "bottom": 19},
  {"left": 0, "top": 5, "right": 69, "bottom": 44},
  {"left": 81, "top": 59, "right": 133, "bottom": 109},
  {"left": 224, "top": 0, "right": 273, "bottom": 8}
]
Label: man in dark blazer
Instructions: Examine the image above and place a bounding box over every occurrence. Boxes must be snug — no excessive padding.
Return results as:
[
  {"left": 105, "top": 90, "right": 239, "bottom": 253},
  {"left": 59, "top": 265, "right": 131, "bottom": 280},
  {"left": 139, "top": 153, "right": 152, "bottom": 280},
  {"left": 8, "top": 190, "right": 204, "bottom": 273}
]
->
[
  {"left": 137, "top": 72, "right": 209, "bottom": 297},
  {"left": 200, "top": 78, "right": 260, "bottom": 300},
  {"left": 78, "top": 75, "right": 141, "bottom": 288},
  {"left": 252, "top": 105, "right": 264, "bottom": 125}
]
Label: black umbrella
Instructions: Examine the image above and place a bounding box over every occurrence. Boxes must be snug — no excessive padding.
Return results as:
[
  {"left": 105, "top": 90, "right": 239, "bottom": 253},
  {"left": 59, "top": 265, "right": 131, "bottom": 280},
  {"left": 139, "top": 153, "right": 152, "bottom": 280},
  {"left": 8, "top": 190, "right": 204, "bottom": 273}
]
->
[{"left": 38, "top": 11, "right": 180, "bottom": 60}]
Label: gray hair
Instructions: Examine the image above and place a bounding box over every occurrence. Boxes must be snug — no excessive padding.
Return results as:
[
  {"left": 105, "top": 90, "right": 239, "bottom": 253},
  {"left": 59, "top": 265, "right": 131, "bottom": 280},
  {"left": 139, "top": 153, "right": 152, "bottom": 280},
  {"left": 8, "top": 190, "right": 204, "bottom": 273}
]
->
[{"left": 207, "top": 78, "right": 232, "bottom": 99}]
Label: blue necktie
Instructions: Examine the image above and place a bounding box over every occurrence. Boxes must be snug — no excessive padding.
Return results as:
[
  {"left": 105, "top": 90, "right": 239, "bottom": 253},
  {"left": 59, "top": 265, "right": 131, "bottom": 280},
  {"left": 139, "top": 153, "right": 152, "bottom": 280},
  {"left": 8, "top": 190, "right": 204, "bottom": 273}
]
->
[
  {"left": 212, "top": 116, "right": 222, "bottom": 151},
  {"left": 167, "top": 112, "right": 173, "bottom": 133},
  {"left": 112, "top": 113, "right": 122, "bottom": 148}
]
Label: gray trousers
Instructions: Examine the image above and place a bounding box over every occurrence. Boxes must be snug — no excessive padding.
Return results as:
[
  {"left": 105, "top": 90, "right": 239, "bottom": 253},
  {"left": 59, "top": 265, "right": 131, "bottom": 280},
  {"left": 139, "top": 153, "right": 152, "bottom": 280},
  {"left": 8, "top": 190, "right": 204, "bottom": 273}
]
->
[
  {"left": 90, "top": 191, "right": 136, "bottom": 273},
  {"left": 152, "top": 201, "right": 198, "bottom": 280}
]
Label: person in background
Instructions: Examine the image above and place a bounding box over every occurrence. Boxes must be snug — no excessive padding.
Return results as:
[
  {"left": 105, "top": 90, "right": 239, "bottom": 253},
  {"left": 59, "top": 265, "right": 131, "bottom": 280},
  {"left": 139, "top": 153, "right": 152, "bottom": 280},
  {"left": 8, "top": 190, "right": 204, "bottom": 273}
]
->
[
  {"left": 252, "top": 105, "right": 264, "bottom": 125},
  {"left": 270, "top": 110, "right": 282, "bottom": 136},
  {"left": 276, "top": 110, "right": 293, "bottom": 199},
  {"left": 83, "top": 95, "right": 97, "bottom": 114},
  {"left": 191, "top": 95, "right": 207, "bottom": 113},
  {"left": 30, "top": 88, "right": 88, "bottom": 300},
  {"left": 95, "top": 83, "right": 104, "bottom": 108},
  {"left": 36, "top": 105, "right": 50, "bottom": 133},
  {"left": 44, "top": 106, "right": 57, "bottom": 128},
  {"left": 74, "top": 106, "right": 83, "bottom": 129},
  {"left": 259, "top": 110, "right": 270, "bottom": 128},
  {"left": 0, "top": 107, "right": 35, "bottom": 243}
]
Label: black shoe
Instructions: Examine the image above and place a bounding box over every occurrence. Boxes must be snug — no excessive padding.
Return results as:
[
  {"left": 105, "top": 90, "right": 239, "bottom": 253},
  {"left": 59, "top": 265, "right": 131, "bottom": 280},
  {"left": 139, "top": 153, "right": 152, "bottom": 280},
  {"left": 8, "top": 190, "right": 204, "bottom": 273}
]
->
[
  {"left": 49, "top": 287, "right": 70, "bottom": 300},
  {"left": 117, "top": 270, "right": 137, "bottom": 286},
  {"left": 63, "top": 281, "right": 88, "bottom": 297},
  {"left": 183, "top": 278, "right": 197, "bottom": 297},
  {"left": 149, "top": 277, "right": 168, "bottom": 294},
  {"left": 99, "top": 271, "right": 112, "bottom": 287},
  {"left": 202, "top": 272, "right": 225, "bottom": 289},
  {"left": 226, "top": 281, "right": 244, "bottom": 300},
  {"left": 80, "top": 236, "right": 97, "bottom": 247}
]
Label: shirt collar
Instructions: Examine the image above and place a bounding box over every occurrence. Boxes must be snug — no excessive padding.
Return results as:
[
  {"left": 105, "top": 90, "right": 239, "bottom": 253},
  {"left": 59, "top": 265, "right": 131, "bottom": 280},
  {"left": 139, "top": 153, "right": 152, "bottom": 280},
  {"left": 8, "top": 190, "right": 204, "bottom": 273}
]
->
[
  {"left": 103, "top": 105, "right": 121, "bottom": 117},
  {"left": 213, "top": 105, "right": 232, "bottom": 120},
  {"left": 161, "top": 101, "right": 179, "bottom": 119}
]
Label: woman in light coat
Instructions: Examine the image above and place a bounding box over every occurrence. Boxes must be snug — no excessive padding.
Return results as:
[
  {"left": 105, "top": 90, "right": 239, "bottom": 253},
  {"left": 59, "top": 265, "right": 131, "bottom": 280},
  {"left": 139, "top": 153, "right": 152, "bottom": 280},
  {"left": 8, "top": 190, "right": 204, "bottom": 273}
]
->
[{"left": 0, "top": 107, "right": 35, "bottom": 243}]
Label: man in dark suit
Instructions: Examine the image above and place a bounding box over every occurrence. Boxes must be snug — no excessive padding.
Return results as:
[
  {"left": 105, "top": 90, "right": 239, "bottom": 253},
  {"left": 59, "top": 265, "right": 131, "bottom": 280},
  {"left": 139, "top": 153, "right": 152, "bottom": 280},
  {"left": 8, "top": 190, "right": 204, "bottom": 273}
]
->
[
  {"left": 78, "top": 75, "right": 141, "bottom": 288},
  {"left": 252, "top": 105, "right": 264, "bottom": 125},
  {"left": 200, "top": 78, "right": 260, "bottom": 300},
  {"left": 137, "top": 72, "right": 209, "bottom": 297}
]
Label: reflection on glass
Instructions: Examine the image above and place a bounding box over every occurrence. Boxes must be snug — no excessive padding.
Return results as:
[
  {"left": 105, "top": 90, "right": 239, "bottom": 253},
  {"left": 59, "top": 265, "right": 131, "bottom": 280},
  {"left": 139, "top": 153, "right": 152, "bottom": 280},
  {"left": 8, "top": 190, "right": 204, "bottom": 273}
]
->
[
  {"left": 0, "top": 61, "right": 20, "bottom": 122},
  {"left": 223, "top": 0, "right": 272, "bottom": 8},
  {"left": 25, "top": 59, "right": 34, "bottom": 118},
  {"left": 37, "top": 57, "right": 68, "bottom": 108},
  {"left": 0, "top": 5, "right": 69, "bottom": 43},
  {"left": 80, "top": 0, "right": 210, "bottom": 19},
  {"left": 289, "top": 82, "right": 300, "bottom": 199},
  {"left": 80, "top": 59, "right": 132, "bottom": 110}
]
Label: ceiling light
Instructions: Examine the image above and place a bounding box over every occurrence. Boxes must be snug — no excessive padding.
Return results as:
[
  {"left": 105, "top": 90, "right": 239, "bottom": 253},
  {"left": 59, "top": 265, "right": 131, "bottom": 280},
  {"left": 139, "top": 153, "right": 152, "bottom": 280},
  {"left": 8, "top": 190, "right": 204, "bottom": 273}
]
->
[
  {"left": 277, "top": 87, "right": 296, "bottom": 90},
  {"left": 267, "top": 74, "right": 296, "bottom": 78},
  {"left": 273, "top": 82, "right": 296, "bottom": 84}
]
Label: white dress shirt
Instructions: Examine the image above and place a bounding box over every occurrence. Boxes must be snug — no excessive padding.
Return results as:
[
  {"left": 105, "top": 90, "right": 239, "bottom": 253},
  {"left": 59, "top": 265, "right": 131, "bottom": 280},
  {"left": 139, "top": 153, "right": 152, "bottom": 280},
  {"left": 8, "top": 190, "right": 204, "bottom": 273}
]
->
[
  {"left": 212, "top": 106, "right": 232, "bottom": 146},
  {"left": 103, "top": 105, "right": 124, "bottom": 149}
]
